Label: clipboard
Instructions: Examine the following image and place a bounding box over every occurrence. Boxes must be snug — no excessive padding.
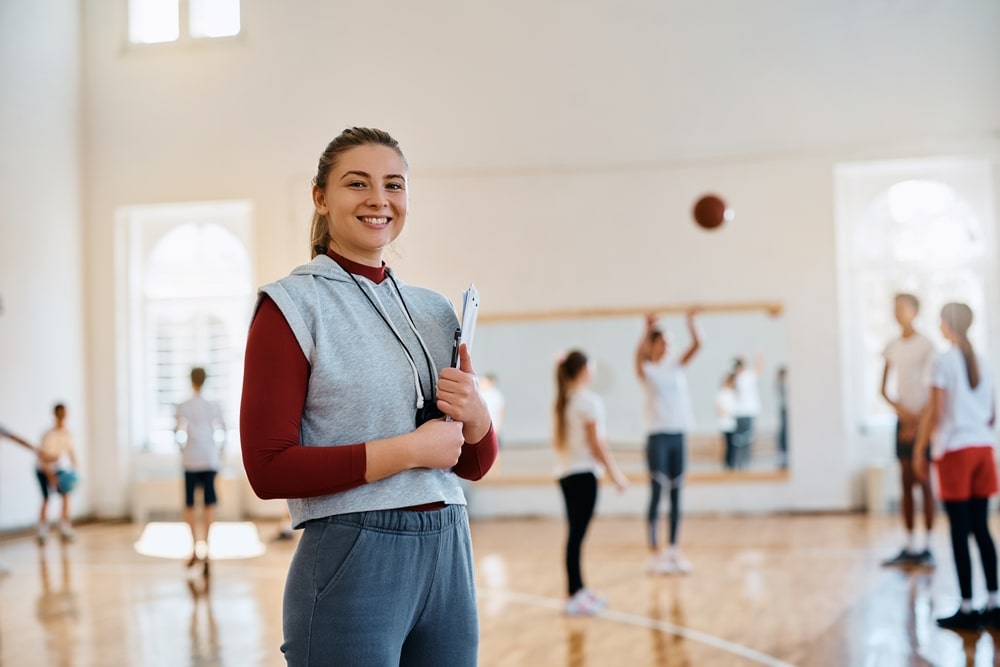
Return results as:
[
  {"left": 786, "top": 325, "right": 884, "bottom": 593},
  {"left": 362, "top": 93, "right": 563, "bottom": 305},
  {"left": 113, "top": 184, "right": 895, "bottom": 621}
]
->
[{"left": 456, "top": 283, "right": 479, "bottom": 361}]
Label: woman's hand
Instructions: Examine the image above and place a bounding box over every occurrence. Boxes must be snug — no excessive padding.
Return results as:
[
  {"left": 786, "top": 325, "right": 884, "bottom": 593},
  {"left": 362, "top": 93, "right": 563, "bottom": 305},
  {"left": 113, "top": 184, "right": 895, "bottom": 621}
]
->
[
  {"left": 913, "top": 454, "right": 929, "bottom": 482},
  {"left": 410, "top": 419, "right": 466, "bottom": 470},
  {"left": 437, "top": 344, "right": 491, "bottom": 443},
  {"left": 612, "top": 470, "right": 630, "bottom": 493}
]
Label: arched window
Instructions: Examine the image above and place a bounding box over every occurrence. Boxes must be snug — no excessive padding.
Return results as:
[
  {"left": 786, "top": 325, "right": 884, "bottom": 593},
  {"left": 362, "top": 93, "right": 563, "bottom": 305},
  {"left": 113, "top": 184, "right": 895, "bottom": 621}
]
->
[
  {"left": 838, "top": 163, "right": 995, "bottom": 433},
  {"left": 119, "top": 202, "right": 254, "bottom": 453}
]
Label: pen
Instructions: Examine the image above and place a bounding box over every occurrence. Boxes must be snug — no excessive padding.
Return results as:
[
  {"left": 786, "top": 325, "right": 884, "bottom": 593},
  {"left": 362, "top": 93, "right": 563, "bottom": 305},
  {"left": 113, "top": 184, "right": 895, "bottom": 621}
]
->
[{"left": 450, "top": 327, "right": 461, "bottom": 368}]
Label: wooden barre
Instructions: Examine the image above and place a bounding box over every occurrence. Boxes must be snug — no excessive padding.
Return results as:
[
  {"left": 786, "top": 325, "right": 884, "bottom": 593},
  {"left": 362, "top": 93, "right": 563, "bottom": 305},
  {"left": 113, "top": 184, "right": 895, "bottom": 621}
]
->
[{"left": 477, "top": 301, "right": 783, "bottom": 324}]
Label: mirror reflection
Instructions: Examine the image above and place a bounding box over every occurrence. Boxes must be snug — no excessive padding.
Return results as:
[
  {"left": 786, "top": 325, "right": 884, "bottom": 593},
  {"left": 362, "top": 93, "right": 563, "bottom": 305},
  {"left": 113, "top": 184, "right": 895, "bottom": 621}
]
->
[{"left": 474, "top": 304, "right": 789, "bottom": 478}]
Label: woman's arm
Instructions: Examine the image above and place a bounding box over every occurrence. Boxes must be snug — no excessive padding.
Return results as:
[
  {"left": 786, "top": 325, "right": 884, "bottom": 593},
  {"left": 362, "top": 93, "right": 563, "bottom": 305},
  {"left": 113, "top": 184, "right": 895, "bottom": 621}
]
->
[
  {"left": 0, "top": 428, "right": 37, "bottom": 452},
  {"left": 584, "top": 421, "right": 628, "bottom": 491},
  {"left": 678, "top": 308, "right": 701, "bottom": 367},
  {"left": 913, "top": 386, "right": 945, "bottom": 480},
  {"left": 241, "top": 298, "right": 466, "bottom": 499}
]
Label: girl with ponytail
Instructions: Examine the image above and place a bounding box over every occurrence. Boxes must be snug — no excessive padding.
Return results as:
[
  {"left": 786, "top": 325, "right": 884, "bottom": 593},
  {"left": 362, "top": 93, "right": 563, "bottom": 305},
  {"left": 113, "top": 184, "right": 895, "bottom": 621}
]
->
[
  {"left": 915, "top": 302, "right": 998, "bottom": 631},
  {"left": 553, "top": 350, "right": 629, "bottom": 616}
]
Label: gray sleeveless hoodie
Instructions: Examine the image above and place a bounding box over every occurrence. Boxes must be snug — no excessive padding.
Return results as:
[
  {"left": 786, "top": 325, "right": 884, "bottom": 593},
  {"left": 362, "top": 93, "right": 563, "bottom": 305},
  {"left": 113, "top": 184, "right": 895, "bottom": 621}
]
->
[{"left": 259, "top": 254, "right": 466, "bottom": 527}]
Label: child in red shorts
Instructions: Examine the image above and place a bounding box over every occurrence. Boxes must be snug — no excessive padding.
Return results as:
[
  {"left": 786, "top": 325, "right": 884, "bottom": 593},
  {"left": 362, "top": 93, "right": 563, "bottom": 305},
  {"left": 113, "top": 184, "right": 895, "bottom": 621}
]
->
[{"left": 915, "top": 303, "right": 998, "bottom": 631}]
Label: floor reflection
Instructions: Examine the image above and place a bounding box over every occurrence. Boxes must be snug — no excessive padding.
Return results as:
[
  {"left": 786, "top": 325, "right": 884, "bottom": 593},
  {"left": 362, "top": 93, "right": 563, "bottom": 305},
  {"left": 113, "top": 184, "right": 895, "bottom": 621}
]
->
[
  {"left": 35, "top": 543, "right": 78, "bottom": 667},
  {"left": 187, "top": 570, "right": 218, "bottom": 663}
]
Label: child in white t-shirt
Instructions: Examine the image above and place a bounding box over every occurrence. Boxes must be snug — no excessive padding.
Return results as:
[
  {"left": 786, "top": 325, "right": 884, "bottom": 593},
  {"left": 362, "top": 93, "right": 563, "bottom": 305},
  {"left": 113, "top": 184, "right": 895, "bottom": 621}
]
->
[
  {"left": 36, "top": 403, "right": 78, "bottom": 543},
  {"left": 553, "top": 350, "right": 628, "bottom": 616},
  {"left": 880, "top": 293, "right": 937, "bottom": 568},
  {"left": 715, "top": 374, "right": 738, "bottom": 469},
  {"left": 914, "top": 302, "right": 998, "bottom": 631},
  {"left": 635, "top": 309, "right": 701, "bottom": 574}
]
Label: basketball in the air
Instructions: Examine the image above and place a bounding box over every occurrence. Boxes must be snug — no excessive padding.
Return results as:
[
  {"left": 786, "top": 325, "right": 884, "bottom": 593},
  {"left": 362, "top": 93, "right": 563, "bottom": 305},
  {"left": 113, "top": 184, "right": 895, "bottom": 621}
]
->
[{"left": 692, "top": 194, "right": 732, "bottom": 230}]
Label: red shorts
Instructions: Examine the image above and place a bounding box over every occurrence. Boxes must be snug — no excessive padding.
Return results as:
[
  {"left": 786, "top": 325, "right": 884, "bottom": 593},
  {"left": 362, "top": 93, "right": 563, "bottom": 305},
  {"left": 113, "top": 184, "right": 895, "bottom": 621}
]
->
[{"left": 935, "top": 446, "right": 999, "bottom": 501}]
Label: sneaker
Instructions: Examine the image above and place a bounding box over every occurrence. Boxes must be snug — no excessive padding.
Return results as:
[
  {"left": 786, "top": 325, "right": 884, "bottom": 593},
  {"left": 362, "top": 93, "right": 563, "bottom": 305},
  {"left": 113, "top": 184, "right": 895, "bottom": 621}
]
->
[
  {"left": 913, "top": 549, "right": 935, "bottom": 568},
  {"left": 937, "top": 609, "right": 983, "bottom": 632},
  {"left": 36, "top": 526, "right": 48, "bottom": 546},
  {"left": 580, "top": 588, "right": 608, "bottom": 609},
  {"left": 938, "top": 609, "right": 984, "bottom": 631},
  {"left": 564, "top": 590, "right": 603, "bottom": 616},
  {"left": 669, "top": 551, "right": 694, "bottom": 574},
  {"left": 982, "top": 607, "right": 1000, "bottom": 630},
  {"left": 881, "top": 548, "right": 917, "bottom": 567},
  {"left": 646, "top": 554, "right": 673, "bottom": 575},
  {"left": 58, "top": 524, "right": 75, "bottom": 543}
]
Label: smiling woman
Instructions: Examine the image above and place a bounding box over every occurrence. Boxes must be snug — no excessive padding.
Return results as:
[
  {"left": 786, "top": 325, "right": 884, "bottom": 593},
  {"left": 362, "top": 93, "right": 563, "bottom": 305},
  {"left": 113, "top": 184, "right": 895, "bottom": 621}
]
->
[{"left": 240, "top": 127, "right": 498, "bottom": 666}]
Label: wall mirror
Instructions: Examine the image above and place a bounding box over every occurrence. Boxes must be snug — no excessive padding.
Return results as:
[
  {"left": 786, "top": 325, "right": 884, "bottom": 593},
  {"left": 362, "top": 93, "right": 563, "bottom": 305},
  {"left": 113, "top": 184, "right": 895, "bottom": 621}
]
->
[{"left": 474, "top": 303, "right": 789, "bottom": 482}]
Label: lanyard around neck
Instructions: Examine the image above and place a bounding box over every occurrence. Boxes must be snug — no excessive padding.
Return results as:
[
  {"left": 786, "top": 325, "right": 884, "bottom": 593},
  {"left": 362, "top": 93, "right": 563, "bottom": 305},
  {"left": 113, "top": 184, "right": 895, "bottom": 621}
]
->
[{"left": 345, "top": 269, "right": 437, "bottom": 407}]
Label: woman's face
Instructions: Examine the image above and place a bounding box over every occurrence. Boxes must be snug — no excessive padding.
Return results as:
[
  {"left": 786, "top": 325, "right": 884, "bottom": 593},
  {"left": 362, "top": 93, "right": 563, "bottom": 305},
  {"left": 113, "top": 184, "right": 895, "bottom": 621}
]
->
[
  {"left": 650, "top": 337, "right": 667, "bottom": 361},
  {"left": 940, "top": 318, "right": 955, "bottom": 342},
  {"left": 313, "top": 144, "right": 408, "bottom": 266}
]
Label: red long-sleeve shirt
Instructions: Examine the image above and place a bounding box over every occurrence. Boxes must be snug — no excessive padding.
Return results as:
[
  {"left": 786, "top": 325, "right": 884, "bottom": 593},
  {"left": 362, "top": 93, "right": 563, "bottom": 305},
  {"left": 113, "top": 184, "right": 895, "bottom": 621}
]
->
[{"left": 240, "top": 252, "right": 497, "bottom": 500}]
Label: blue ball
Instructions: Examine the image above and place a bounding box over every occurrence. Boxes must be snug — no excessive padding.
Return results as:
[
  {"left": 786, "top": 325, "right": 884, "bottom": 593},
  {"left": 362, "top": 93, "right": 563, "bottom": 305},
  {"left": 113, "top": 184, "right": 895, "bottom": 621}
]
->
[{"left": 56, "top": 469, "right": 78, "bottom": 494}]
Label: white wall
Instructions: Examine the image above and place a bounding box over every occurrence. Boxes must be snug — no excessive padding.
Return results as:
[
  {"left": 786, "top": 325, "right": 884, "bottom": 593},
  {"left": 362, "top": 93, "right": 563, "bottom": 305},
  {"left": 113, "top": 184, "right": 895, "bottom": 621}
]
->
[
  {"left": 0, "top": 0, "right": 87, "bottom": 529},
  {"left": 75, "top": 0, "right": 1000, "bottom": 516}
]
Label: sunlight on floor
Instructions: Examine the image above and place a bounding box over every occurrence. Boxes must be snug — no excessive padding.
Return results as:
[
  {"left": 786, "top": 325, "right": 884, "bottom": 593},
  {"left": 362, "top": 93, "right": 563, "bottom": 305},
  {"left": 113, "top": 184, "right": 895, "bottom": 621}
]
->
[{"left": 133, "top": 521, "right": 266, "bottom": 560}]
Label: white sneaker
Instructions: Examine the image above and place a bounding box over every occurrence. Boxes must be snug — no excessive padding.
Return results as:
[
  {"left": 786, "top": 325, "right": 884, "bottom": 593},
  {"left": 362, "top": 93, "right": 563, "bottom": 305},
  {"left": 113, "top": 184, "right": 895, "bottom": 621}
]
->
[
  {"left": 580, "top": 588, "right": 608, "bottom": 609},
  {"left": 59, "top": 523, "right": 75, "bottom": 542},
  {"left": 564, "top": 589, "right": 603, "bottom": 616},
  {"left": 36, "top": 525, "right": 48, "bottom": 545},
  {"left": 646, "top": 553, "right": 677, "bottom": 575},
  {"left": 668, "top": 551, "right": 693, "bottom": 574}
]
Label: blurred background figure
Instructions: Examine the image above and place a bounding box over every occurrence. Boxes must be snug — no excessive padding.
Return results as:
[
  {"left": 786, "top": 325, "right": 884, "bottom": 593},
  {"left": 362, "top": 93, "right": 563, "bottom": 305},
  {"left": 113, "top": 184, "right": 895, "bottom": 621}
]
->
[
  {"left": 175, "top": 367, "right": 226, "bottom": 574},
  {"left": 715, "top": 373, "right": 738, "bottom": 470},
  {"left": 36, "top": 403, "right": 79, "bottom": 545},
  {"left": 776, "top": 366, "right": 788, "bottom": 469},
  {"left": 880, "top": 293, "right": 936, "bottom": 568},
  {"left": 732, "top": 355, "right": 763, "bottom": 470}
]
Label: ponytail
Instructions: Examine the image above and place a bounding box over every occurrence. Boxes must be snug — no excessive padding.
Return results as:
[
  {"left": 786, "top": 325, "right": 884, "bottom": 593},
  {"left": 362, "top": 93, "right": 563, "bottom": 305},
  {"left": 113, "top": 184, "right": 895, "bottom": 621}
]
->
[
  {"left": 553, "top": 351, "right": 588, "bottom": 451},
  {"left": 942, "top": 302, "right": 979, "bottom": 389},
  {"left": 958, "top": 337, "right": 980, "bottom": 389}
]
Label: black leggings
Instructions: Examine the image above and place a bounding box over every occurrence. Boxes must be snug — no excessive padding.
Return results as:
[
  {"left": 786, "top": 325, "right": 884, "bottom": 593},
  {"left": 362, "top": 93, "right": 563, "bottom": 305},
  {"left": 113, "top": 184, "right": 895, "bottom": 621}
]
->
[
  {"left": 647, "top": 433, "right": 685, "bottom": 548},
  {"left": 559, "top": 472, "right": 598, "bottom": 596},
  {"left": 944, "top": 498, "right": 999, "bottom": 600}
]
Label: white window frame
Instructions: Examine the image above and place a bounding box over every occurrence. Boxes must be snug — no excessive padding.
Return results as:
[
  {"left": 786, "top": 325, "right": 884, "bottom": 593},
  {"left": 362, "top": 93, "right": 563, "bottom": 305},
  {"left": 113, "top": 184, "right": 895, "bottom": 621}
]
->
[
  {"left": 835, "top": 158, "right": 998, "bottom": 438},
  {"left": 115, "top": 200, "right": 255, "bottom": 456},
  {"left": 125, "top": 0, "right": 242, "bottom": 46}
]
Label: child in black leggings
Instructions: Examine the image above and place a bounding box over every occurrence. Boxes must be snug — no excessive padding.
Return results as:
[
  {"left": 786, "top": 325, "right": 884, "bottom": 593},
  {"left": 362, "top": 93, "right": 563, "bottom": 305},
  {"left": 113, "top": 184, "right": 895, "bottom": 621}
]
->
[
  {"left": 915, "top": 302, "right": 998, "bottom": 631},
  {"left": 553, "top": 351, "right": 628, "bottom": 616}
]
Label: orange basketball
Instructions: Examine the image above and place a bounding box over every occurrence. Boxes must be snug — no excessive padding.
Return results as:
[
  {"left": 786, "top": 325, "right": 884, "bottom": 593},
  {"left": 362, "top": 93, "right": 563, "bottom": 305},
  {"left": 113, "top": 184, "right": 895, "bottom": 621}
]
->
[{"left": 692, "top": 194, "right": 731, "bottom": 230}]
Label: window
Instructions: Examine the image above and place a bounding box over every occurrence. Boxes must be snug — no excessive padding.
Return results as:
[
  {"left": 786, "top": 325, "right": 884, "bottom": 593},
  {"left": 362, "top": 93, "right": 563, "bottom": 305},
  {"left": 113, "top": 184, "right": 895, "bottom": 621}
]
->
[
  {"left": 128, "top": 0, "right": 240, "bottom": 44},
  {"left": 118, "top": 202, "right": 254, "bottom": 453},
  {"left": 836, "top": 160, "right": 996, "bottom": 433}
]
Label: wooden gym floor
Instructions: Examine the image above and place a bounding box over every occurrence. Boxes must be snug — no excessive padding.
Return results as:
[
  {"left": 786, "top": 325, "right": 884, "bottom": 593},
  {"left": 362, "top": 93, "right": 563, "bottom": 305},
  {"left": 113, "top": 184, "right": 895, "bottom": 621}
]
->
[{"left": 0, "top": 513, "right": 997, "bottom": 666}]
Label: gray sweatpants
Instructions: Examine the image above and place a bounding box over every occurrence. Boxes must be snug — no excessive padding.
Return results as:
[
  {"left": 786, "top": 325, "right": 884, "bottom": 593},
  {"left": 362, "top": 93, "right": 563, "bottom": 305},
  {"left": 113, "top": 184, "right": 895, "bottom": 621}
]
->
[{"left": 281, "top": 504, "right": 478, "bottom": 667}]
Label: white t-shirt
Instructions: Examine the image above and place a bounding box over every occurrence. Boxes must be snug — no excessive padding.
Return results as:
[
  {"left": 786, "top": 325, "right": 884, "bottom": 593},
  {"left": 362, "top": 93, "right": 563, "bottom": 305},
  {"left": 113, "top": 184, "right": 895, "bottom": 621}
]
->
[
  {"left": 883, "top": 333, "right": 936, "bottom": 413},
  {"left": 715, "top": 387, "right": 737, "bottom": 433},
  {"left": 931, "top": 346, "right": 996, "bottom": 455},
  {"left": 39, "top": 427, "right": 74, "bottom": 470},
  {"left": 734, "top": 369, "right": 761, "bottom": 418},
  {"left": 176, "top": 395, "right": 225, "bottom": 471},
  {"left": 642, "top": 359, "right": 694, "bottom": 434},
  {"left": 555, "top": 389, "right": 605, "bottom": 478}
]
